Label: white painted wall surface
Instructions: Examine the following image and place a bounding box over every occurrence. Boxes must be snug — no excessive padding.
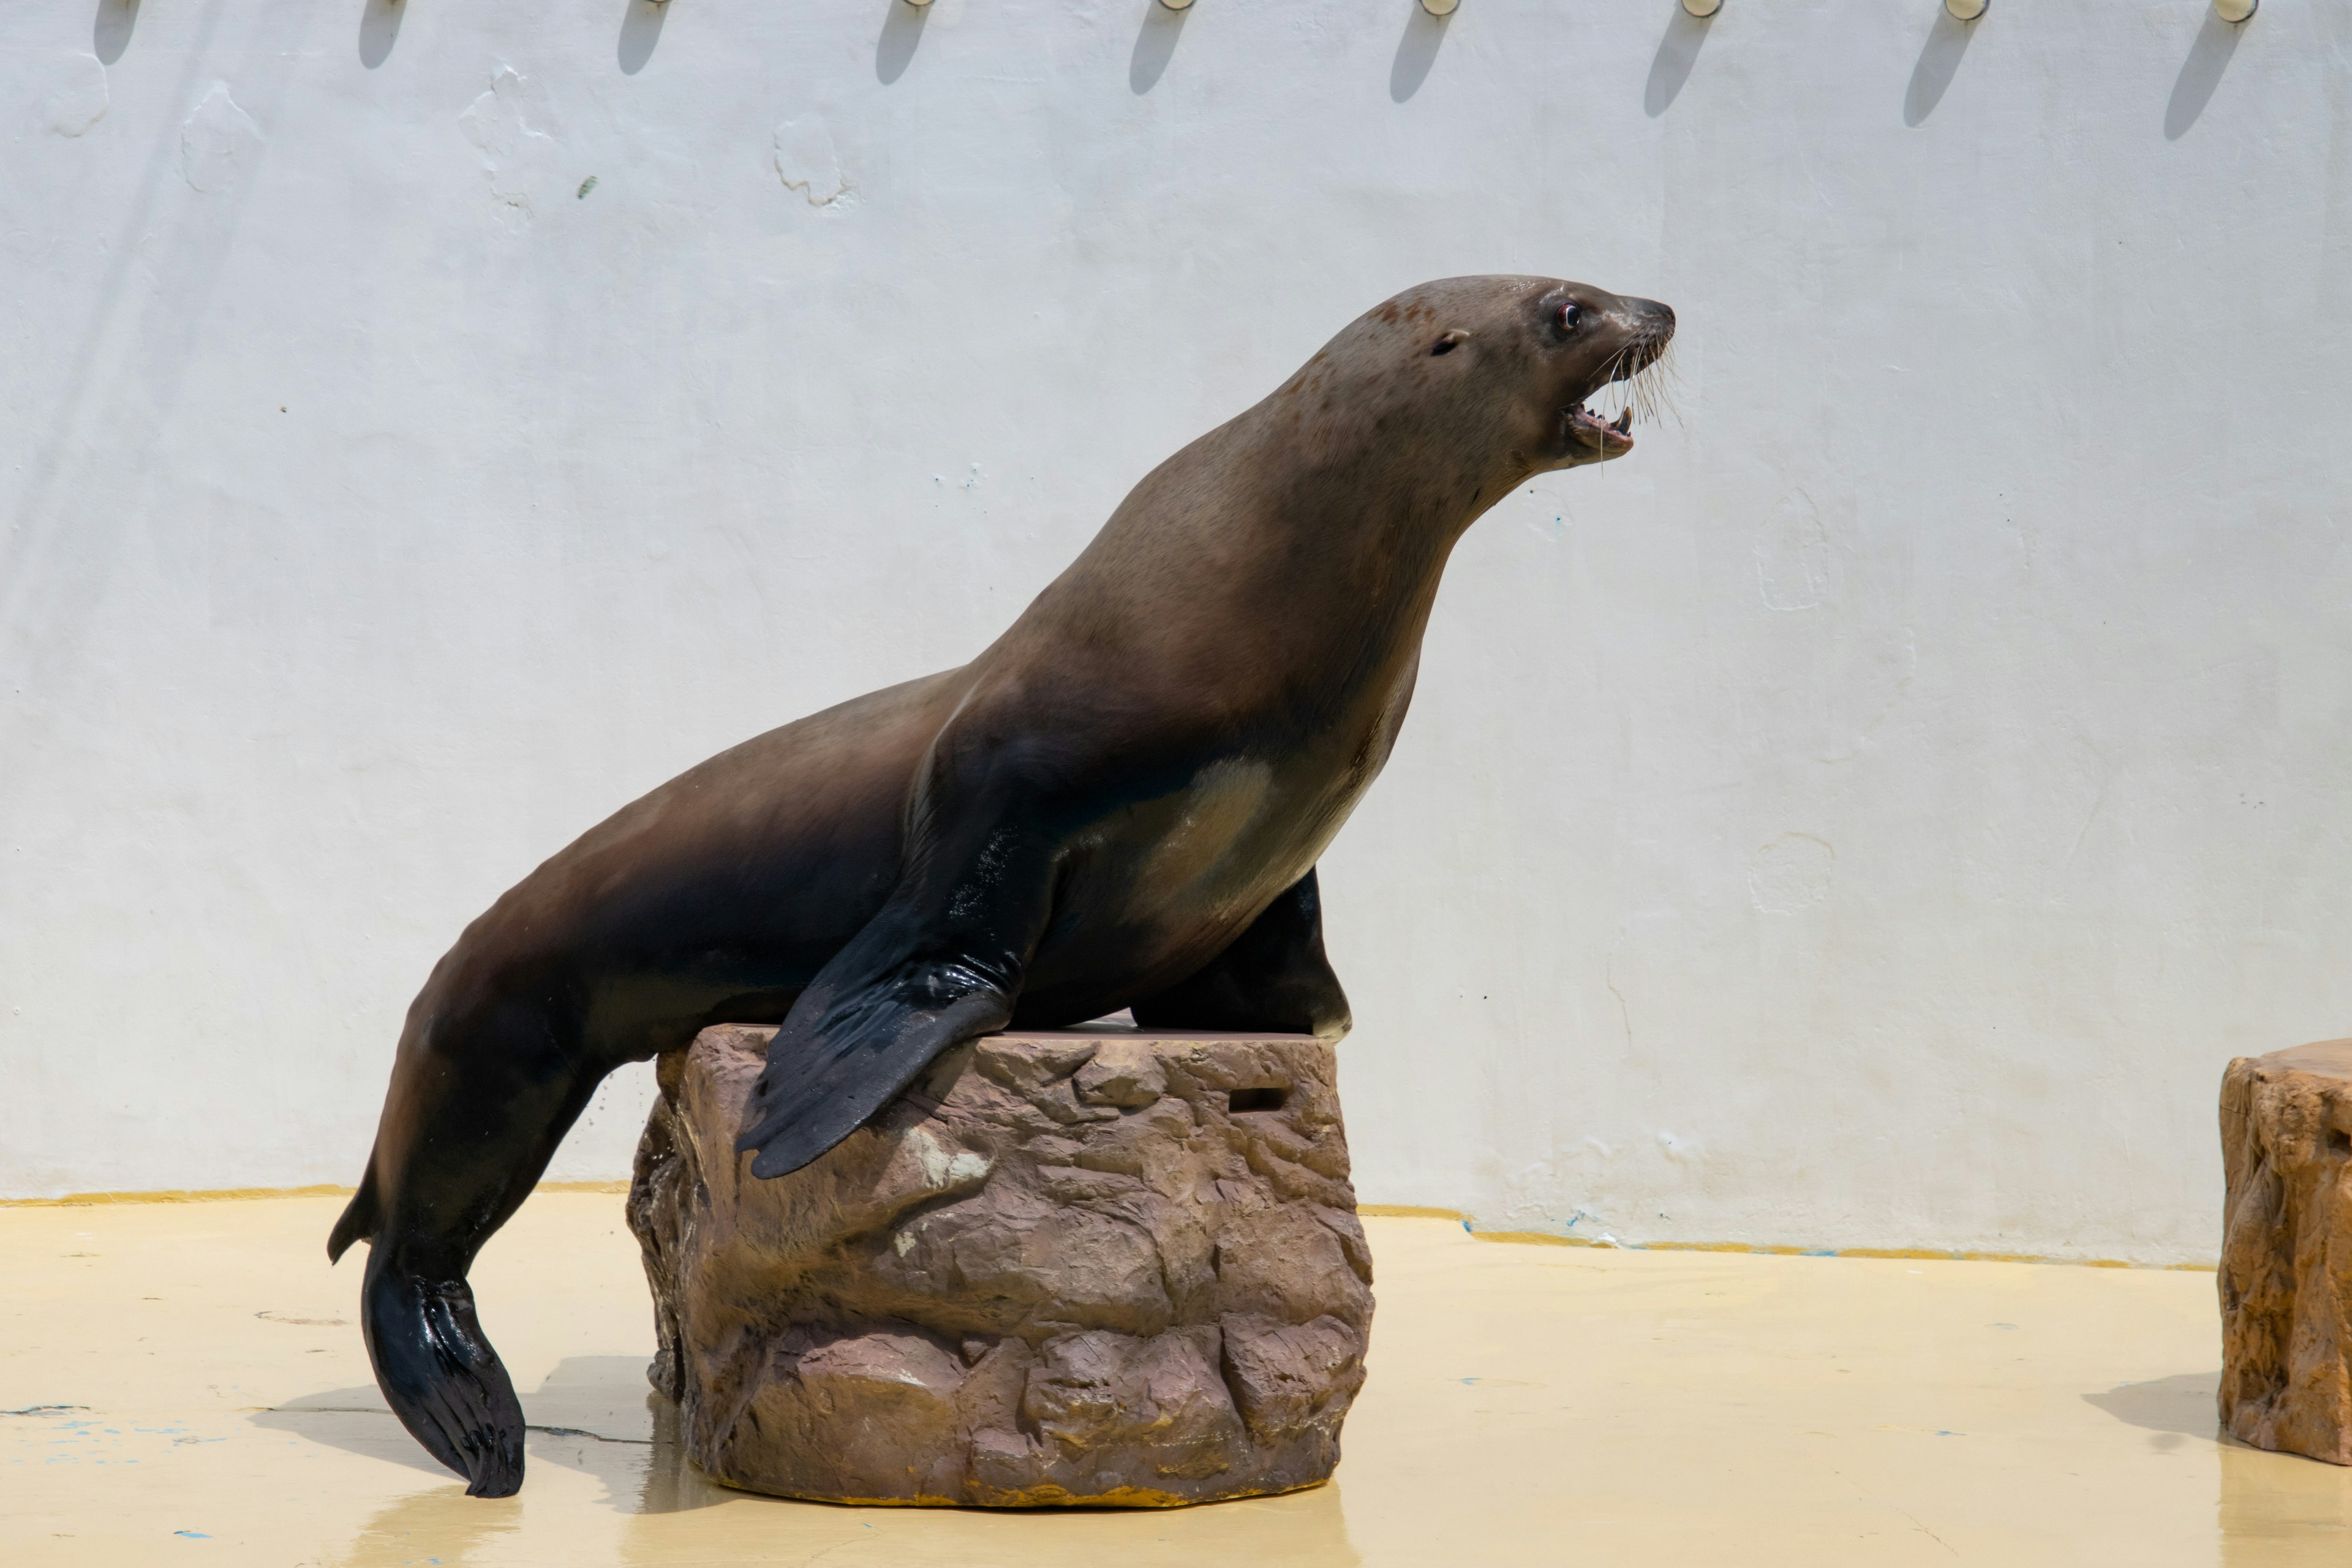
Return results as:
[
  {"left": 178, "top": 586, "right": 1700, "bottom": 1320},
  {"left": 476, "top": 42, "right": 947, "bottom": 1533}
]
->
[{"left": 3, "top": 1, "right": 2346, "bottom": 1262}]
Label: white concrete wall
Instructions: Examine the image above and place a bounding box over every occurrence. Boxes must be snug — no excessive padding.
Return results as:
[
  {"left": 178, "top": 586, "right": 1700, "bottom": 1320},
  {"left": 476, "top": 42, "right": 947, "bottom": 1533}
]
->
[{"left": 3, "top": 0, "right": 2345, "bottom": 1262}]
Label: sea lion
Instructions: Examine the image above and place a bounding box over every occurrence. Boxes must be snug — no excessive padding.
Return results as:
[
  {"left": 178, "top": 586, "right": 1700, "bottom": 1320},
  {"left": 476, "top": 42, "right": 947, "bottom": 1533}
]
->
[{"left": 329, "top": 274, "right": 1675, "bottom": 1496}]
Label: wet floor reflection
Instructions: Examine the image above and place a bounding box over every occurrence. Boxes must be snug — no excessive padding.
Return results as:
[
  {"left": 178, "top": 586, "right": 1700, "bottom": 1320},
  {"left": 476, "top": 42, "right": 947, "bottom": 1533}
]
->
[
  {"left": 2218, "top": 1429, "right": 2352, "bottom": 1565},
  {"left": 614, "top": 1468, "right": 1360, "bottom": 1568},
  {"left": 328, "top": 1487, "right": 521, "bottom": 1568},
  {"left": 267, "top": 1353, "right": 1359, "bottom": 1566},
  {"left": 635, "top": 1392, "right": 739, "bottom": 1514},
  {"left": 2083, "top": 1370, "right": 2352, "bottom": 1564}
]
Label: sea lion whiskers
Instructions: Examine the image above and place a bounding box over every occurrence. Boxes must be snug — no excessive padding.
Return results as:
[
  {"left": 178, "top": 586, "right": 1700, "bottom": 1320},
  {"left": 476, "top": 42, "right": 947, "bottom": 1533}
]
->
[
  {"left": 1587, "top": 331, "right": 1680, "bottom": 434},
  {"left": 1632, "top": 334, "right": 1683, "bottom": 426}
]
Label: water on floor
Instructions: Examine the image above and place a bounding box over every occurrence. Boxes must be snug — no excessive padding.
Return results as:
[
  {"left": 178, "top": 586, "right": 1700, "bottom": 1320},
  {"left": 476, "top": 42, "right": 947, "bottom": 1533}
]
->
[{"left": 4, "top": 1194, "right": 2347, "bottom": 1565}]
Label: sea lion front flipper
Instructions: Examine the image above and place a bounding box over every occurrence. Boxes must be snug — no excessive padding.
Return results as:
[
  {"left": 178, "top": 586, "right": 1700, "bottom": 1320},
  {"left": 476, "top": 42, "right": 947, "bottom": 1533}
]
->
[
  {"left": 736, "top": 818, "right": 1056, "bottom": 1179},
  {"left": 1131, "top": 867, "right": 1352, "bottom": 1039}
]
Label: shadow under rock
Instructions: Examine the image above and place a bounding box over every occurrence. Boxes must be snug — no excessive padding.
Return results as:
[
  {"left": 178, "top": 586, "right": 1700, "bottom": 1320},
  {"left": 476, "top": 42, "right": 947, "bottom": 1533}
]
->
[
  {"left": 251, "top": 1385, "right": 448, "bottom": 1480},
  {"left": 254, "top": 1356, "right": 725, "bottom": 1513},
  {"left": 2083, "top": 1371, "right": 2222, "bottom": 1441}
]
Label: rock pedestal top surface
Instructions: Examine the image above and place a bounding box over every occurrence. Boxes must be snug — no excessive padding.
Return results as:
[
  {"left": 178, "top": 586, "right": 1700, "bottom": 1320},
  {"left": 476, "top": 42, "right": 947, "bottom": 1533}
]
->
[
  {"left": 626, "top": 1025, "right": 1373, "bottom": 1506},
  {"left": 2220, "top": 1038, "right": 2352, "bottom": 1464}
]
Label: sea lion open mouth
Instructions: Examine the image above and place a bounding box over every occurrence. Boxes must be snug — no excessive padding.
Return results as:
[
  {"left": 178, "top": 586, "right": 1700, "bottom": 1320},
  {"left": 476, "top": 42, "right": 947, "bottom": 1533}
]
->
[
  {"left": 1565, "top": 402, "right": 1637, "bottom": 454},
  {"left": 1558, "top": 315, "right": 1675, "bottom": 461}
]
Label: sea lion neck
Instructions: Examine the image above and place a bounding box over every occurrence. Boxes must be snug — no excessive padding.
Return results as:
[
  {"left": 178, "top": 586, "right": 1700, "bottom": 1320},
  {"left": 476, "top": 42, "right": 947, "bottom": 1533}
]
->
[
  {"left": 979, "top": 271, "right": 1675, "bottom": 720},
  {"left": 992, "top": 398, "right": 1487, "bottom": 715}
]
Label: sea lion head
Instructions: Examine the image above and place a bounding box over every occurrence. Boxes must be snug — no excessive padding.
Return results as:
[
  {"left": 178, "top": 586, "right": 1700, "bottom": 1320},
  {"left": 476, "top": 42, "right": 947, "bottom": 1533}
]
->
[{"left": 1317, "top": 274, "right": 1676, "bottom": 488}]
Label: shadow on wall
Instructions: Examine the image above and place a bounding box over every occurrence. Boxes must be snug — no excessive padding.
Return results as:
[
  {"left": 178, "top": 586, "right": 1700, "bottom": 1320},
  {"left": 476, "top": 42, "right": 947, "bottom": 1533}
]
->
[
  {"left": 1390, "top": 4, "right": 1450, "bottom": 104},
  {"left": 1131, "top": 0, "right": 1188, "bottom": 95},
  {"left": 620, "top": 0, "right": 669, "bottom": 76},
  {"left": 92, "top": 0, "right": 137, "bottom": 65},
  {"left": 878, "top": 0, "right": 927, "bottom": 85},
  {"left": 1644, "top": 7, "right": 1709, "bottom": 118},
  {"left": 2166, "top": 13, "right": 2243, "bottom": 140},
  {"left": 358, "top": 0, "right": 402, "bottom": 70},
  {"left": 1903, "top": 7, "right": 1978, "bottom": 127}
]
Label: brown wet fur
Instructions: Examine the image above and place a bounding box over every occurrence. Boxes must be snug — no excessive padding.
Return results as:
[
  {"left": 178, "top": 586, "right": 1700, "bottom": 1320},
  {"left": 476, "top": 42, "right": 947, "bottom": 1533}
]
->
[{"left": 332, "top": 275, "right": 1675, "bottom": 1496}]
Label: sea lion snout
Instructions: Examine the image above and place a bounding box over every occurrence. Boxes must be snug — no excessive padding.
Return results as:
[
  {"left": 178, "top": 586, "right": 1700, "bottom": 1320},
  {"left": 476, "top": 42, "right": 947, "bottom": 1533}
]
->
[
  {"left": 1623, "top": 296, "right": 1676, "bottom": 367},
  {"left": 1561, "top": 287, "right": 1675, "bottom": 377},
  {"left": 1529, "top": 281, "right": 1675, "bottom": 469}
]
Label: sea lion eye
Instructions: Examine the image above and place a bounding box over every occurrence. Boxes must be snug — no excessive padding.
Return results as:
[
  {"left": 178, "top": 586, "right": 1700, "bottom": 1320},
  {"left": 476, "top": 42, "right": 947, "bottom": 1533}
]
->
[
  {"left": 1430, "top": 330, "right": 1468, "bottom": 356},
  {"left": 1557, "top": 303, "right": 1584, "bottom": 331}
]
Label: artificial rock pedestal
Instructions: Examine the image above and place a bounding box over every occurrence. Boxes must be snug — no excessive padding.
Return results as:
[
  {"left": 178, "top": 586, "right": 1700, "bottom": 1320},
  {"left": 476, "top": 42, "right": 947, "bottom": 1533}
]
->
[
  {"left": 625, "top": 1024, "right": 1373, "bottom": 1506},
  {"left": 2220, "top": 1038, "right": 2352, "bottom": 1464}
]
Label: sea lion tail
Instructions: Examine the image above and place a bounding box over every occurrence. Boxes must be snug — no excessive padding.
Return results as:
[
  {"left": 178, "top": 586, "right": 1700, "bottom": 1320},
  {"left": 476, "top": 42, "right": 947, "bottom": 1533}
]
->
[{"left": 326, "top": 1158, "right": 379, "bottom": 1264}]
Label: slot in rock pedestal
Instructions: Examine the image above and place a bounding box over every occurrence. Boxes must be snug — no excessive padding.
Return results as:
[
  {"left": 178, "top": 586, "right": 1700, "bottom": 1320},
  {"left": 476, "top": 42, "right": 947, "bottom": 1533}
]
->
[
  {"left": 626, "top": 1025, "right": 1374, "bottom": 1506},
  {"left": 2220, "top": 1038, "right": 2352, "bottom": 1464}
]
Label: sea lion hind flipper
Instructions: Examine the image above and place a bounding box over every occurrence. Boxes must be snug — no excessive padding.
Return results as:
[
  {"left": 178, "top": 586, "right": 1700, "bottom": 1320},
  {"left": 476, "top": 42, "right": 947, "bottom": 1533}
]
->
[
  {"left": 361, "top": 1257, "right": 527, "bottom": 1496},
  {"left": 1131, "top": 867, "right": 1352, "bottom": 1038},
  {"left": 326, "top": 1159, "right": 380, "bottom": 1263}
]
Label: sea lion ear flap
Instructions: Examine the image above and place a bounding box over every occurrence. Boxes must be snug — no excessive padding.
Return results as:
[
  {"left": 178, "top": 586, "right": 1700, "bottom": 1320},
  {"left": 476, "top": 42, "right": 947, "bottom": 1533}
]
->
[
  {"left": 1429, "top": 330, "right": 1469, "bottom": 357},
  {"left": 735, "top": 818, "right": 1056, "bottom": 1180}
]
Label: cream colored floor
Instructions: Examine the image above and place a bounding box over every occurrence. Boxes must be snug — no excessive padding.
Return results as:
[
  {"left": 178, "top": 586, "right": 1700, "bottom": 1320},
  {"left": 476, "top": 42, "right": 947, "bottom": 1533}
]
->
[{"left": 2, "top": 1195, "right": 2345, "bottom": 1566}]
